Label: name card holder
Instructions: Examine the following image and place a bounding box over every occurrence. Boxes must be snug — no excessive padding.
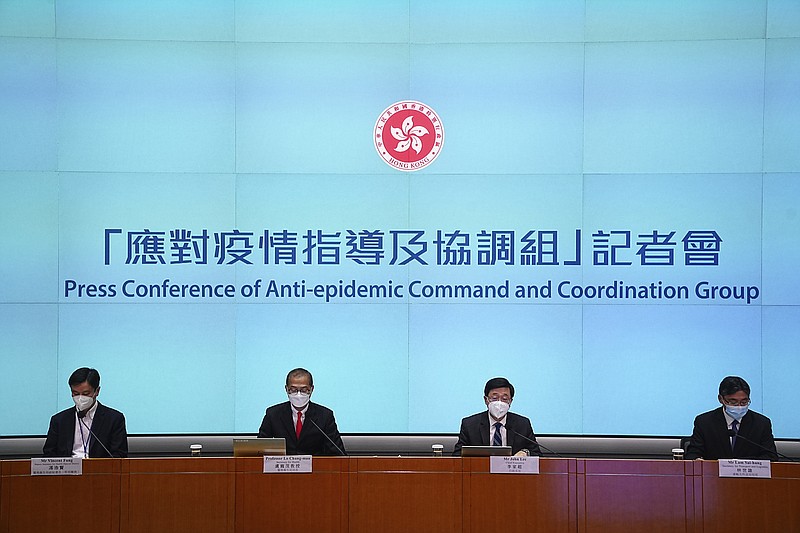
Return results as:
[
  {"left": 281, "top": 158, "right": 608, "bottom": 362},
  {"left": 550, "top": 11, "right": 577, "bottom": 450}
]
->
[
  {"left": 718, "top": 459, "right": 771, "bottom": 479},
  {"left": 490, "top": 455, "right": 539, "bottom": 474},
  {"left": 31, "top": 457, "right": 83, "bottom": 476},
  {"left": 263, "top": 455, "right": 312, "bottom": 473}
]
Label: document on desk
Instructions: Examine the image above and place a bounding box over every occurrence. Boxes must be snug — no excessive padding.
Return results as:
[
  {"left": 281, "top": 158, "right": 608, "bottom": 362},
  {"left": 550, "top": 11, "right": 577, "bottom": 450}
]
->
[
  {"left": 31, "top": 457, "right": 83, "bottom": 476},
  {"left": 490, "top": 455, "right": 539, "bottom": 474},
  {"left": 718, "top": 459, "right": 771, "bottom": 478},
  {"left": 263, "top": 455, "right": 312, "bottom": 473}
]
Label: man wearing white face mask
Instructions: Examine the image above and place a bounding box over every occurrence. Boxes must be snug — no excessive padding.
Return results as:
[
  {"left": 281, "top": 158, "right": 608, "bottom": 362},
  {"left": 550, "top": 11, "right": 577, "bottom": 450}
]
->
[
  {"left": 258, "top": 368, "right": 346, "bottom": 455},
  {"left": 453, "top": 377, "right": 540, "bottom": 457},
  {"left": 685, "top": 376, "right": 777, "bottom": 460},
  {"left": 43, "top": 367, "right": 128, "bottom": 458}
]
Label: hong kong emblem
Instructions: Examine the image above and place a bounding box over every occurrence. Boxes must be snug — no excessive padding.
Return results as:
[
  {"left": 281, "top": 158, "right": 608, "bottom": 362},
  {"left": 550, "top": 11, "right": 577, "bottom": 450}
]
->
[{"left": 374, "top": 100, "right": 444, "bottom": 171}]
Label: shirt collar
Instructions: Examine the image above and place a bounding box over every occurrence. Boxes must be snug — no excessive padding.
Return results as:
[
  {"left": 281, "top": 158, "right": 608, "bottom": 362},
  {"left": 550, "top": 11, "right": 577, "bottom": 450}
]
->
[
  {"left": 487, "top": 411, "right": 507, "bottom": 426},
  {"left": 722, "top": 407, "right": 737, "bottom": 428},
  {"left": 83, "top": 399, "right": 99, "bottom": 421}
]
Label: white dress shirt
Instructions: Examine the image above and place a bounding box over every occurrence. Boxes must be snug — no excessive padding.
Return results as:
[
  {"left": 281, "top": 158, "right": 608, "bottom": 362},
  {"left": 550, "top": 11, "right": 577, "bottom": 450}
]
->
[
  {"left": 488, "top": 412, "right": 508, "bottom": 446},
  {"left": 72, "top": 400, "right": 98, "bottom": 458}
]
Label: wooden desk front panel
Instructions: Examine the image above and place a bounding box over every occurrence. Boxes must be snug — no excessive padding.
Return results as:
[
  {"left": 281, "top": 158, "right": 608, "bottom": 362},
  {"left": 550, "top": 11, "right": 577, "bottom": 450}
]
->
[
  {"left": 0, "top": 459, "right": 120, "bottom": 533},
  {"left": 349, "top": 457, "right": 462, "bottom": 533},
  {"left": 462, "top": 457, "right": 575, "bottom": 533},
  {"left": 120, "top": 457, "right": 235, "bottom": 533},
  {"left": 579, "top": 459, "right": 693, "bottom": 533},
  {"left": 695, "top": 461, "right": 800, "bottom": 533},
  {"left": 4, "top": 457, "right": 799, "bottom": 533},
  {"left": 235, "top": 457, "right": 348, "bottom": 533}
]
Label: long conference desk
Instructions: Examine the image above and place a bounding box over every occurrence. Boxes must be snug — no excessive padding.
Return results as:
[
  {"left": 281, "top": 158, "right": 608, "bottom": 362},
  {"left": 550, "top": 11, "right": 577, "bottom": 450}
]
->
[{"left": 1, "top": 457, "right": 798, "bottom": 532}]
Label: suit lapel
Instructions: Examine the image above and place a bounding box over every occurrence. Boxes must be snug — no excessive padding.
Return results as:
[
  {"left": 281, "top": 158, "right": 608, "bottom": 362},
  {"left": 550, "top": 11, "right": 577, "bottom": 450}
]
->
[
  {"left": 297, "top": 404, "right": 310, "bottom": 442},
  {"left": 300, "top": 403, "right": 317, "bottom": 441},
  {"left": 712, "top": 407, "right": 735, "bottom": 455},
  {"left": 732, "top": 411, "right": 754, "bottom": 454},
  {"left": 64, "top": 410, "right": 78, "bottom": 454},
  {"left": 88, "top": 403, "right": 105, "bottom": 456},
  {"left": 478, "top": 415, "right": 490, "bottom": 446},
  {"left": 281, "top": 403, "right": 297, "bottom": 442},
  {"left": 505, "top": 414, "right": 515, "bottom": 449},
  {"left": 737, "top": 411, "right": 752, "bottom": 434}
]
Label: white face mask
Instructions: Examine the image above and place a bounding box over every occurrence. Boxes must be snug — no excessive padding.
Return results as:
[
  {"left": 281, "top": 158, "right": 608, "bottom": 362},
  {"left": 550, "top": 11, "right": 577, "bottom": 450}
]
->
[
  {"left": 288, "top": 392, "right": 310, "bottom": 409},
  {"left": 488, "top": 400, "right": 510, "bottom": 420},
  {"left": 73, "top": 394, "right": 95, "bottom": 412}
]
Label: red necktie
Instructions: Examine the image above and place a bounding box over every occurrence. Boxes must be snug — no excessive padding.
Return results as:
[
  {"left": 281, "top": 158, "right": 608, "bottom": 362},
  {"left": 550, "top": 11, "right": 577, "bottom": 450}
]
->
[{"left": 295, "top": 411, "right": 303, "bottom": 439}]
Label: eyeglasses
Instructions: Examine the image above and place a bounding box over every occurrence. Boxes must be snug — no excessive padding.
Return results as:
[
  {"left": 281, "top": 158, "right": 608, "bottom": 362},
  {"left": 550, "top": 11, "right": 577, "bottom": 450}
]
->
[
  {"left": 486, "top": 395, "right": 511, "bottom": 403},
  {"left": 287, "top": 387, "right": 312, "bottom": 395},
  {"left": 722, "top": 397, "right": 750, "bottom": 407}
]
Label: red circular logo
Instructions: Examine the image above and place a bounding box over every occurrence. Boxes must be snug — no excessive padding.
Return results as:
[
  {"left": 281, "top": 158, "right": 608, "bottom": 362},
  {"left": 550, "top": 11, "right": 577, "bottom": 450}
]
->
[{"left": 374, "top": 101, "right": 444, "bottom": 171}]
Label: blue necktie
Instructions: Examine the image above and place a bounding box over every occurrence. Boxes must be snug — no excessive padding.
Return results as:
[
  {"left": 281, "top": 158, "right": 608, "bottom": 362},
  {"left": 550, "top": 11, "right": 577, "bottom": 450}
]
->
[
  {"left": 492, "top": 422, "right": 503, "bottom": 446},
  {"left": 731, "top": 419, "right": 739, "bottom": 450}
]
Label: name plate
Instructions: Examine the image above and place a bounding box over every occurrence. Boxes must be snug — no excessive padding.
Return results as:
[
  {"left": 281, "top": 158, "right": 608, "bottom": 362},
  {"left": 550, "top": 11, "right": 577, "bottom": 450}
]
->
[
  {"left": 31, "top": 457, "right": 83, "bottom": 476},
  {"left": 718, "top": 459, "right": 771, "bottom": 478},
  {"left": 490, "top": 455, "right": 539, "bottom": 474},
  {"left": 263, "top": 455, "right": 312, "bottom": 473}
]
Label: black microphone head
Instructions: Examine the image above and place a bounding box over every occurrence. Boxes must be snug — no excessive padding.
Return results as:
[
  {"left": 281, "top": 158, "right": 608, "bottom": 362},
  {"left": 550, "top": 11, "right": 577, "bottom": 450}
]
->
[
  {"left": 77, "top": 408, "right": 87, "bottom": 419},
  {"left": 728, "top": 429, "right": 736, "bottom": 437}
]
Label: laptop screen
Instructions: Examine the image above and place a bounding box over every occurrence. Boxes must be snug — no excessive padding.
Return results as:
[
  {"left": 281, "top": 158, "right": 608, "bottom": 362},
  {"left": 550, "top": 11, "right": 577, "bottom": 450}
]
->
[
  {"left": 232, "top": 438, "right": 286, "bottom": 457},
  {"left": 460, "top": 445, "right": 512, "bottom": 457}
]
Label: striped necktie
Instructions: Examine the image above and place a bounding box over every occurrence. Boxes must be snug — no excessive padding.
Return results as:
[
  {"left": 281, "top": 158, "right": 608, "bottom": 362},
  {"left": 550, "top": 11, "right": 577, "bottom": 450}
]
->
[{"left": 492, "top": 422, "right": 503, "bottom": 446}]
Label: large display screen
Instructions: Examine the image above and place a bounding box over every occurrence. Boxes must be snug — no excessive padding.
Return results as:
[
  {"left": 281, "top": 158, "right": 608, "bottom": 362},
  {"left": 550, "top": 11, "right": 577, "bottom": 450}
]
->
[{"left": 1, "top": 1, "right": 799, "bottom": 439}]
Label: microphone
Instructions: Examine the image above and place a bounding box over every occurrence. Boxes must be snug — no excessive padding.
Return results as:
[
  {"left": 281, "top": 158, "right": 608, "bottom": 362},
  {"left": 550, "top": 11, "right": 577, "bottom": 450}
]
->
[
  {"left": 727, "top": 429, "right": 798, "bottom": 463},
  {"left": 504, "top": 426, "right": 563, "bottom": 458},
  {"left": 306, "top": 417, "right": 347, "bottom": 456},
  {"left": 78, "top": 414, "right": 115, "bottom": 458}
]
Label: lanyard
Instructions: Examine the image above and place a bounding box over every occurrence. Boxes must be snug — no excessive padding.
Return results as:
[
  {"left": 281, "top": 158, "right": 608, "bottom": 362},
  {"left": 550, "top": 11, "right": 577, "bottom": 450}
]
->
[{"left": 78, "top": 417, "right": 91, "bottom": 458}]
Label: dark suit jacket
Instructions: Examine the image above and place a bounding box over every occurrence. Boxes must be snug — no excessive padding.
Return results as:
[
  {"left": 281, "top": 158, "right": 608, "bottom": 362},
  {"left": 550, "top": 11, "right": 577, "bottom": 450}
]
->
[
  {"left": 42, "top": 403, "right": 128, "bottom": 458},
  {"left": 685, "top": 406, "right": 776, "bottom": 460},
  {"left": 258, "top": 401, "right": 346, "bottom": 456},
  {"left": 453, "top": 411, "right": 541, "bottom": 456}
]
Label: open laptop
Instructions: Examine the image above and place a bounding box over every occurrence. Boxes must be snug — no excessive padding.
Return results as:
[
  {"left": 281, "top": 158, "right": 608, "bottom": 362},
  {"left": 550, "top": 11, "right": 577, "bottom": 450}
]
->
[
  {"left": 232, "top": 438, "right": 286, "bottom": 457},
  {"left": 460, "top": 445, "right": 512, "bottom": 457}
]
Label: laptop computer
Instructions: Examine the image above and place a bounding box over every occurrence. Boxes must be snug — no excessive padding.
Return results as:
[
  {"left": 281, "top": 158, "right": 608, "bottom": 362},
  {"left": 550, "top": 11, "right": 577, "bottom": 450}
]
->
[
  {"left": 232, "top": 438, "right": 286, "bottom": 457},
  {"left": 460, "top": 445, "right": 512, "bottom": 457}
]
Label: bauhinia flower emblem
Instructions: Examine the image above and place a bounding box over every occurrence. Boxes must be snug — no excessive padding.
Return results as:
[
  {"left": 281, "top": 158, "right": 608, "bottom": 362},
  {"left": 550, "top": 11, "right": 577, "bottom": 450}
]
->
[
  {"left": 391, "top": 116, "right": 429, "bottom": 154},
  {"left": 374, "top": 101, "right": 443, "bottom": 171}
]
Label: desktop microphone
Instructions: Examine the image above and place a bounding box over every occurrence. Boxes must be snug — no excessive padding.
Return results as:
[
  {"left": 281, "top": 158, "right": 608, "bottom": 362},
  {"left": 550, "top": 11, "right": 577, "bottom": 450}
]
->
[
  {"left": 78, "top": 412, "right": 115, "bottom": 458},
  {"left": 504, "top": 426, "right": 563, "bottom": 458},
  {"left": 307, "top": 417, "right": 347, "bottom": 456},
  {"left": 727, "top": 429, "right": 798, "bottom": 463}
]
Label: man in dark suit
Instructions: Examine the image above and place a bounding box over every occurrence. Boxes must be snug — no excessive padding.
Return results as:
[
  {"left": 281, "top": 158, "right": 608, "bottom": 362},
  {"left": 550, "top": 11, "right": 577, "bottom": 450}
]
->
[
  {"left": 43, "top": 367, "right": 128, "bottom": 458},
  {"left": 258, "top": 368, "right": 346, "bottom": 456},
  {"left": 453, "top": 377, "right": 541, "bottom": 456},
  {"left": 685, "top": 376, "right": 777, "bottom": 460}
]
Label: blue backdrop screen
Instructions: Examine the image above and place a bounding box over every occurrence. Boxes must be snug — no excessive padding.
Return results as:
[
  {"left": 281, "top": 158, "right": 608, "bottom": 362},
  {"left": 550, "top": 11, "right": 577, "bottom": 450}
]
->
[{"left": 1, "top": 1, "right": 799, "bottom": 439}]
